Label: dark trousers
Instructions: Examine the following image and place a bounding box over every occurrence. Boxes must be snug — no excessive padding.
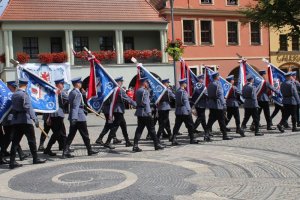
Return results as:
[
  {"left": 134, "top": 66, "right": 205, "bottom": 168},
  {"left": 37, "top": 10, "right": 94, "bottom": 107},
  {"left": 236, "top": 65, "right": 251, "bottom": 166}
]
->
[
  {"left": 66, "top": 121, "right": 91, "bottom": 151},
  {"left": 172, "top": 114, "right": 195, "bottom": 141},
  {"left": 297, "top": 105, "right": 300, "bottom": 124},
  {"left": 242, "top": 108, "right": 259, "bottom": 133},
  {"left": 2, "top": 125, "right": 24, "bottom": 157},
  {"left": 226, "top": 107, "right": 240, "bottom": 128},
  {"left": 45, "top": 117, "right": 66, "bottom": 151},
  {"left": 134, "top": 116, "right": 158, "bottom": 146},
  {"left": 271, "top": 104, "right": 283, "bottom": 119},
  {"left": 280, "top": 104, "right": 297, "bottom": 128},
  {"left": 206, "top": 109, "right": 227, "bottom": 133},
  {"left": 39, "top": 121, "right": 51, "bottom": 146},
  {"left": 258, "top": 101, "right": 272, "bottom": 127},
  {"left": 106, "top": 113, "right": 130, "bottom": 143},
  {"left": 10, "top": 124, "right": 38, "bottom": 163},
  {"left": 157, "top": 110, "right": 172, "bottom": 138},
  {"left": 194, "top": 108, "right": 206, "bottom": 131},
  {"left": 98, "top": 114, "right": 114, "bottom": 139}
]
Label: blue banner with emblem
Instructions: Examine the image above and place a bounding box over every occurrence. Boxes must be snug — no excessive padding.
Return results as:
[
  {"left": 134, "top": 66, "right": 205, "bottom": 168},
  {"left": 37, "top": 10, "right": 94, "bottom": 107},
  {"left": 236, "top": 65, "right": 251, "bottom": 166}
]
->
[
  {"left": 0, "top": 80, "right": 13, "bottom": 123},
  {"left": 18, "top": 66, "right": 58, "bottom": 113},
  {"left": 87, "top": 59, "right": 118, "bottom": 113},
  {"left": 138, "top": 64, "right": 167, "bottom": 104},
  {"left": 268, "top": 63, "right": 285, "bottom": 106}
]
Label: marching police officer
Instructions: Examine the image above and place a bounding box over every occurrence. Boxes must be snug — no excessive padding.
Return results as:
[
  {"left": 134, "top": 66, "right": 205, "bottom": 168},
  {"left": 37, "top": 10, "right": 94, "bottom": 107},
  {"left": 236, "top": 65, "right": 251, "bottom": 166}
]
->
[
  {"left": 1, "top": 81, "right": 28, "bottom": 161},
  {"left": 132, "top": 77, "right": 164, "bottom": 152},
  {"left": 9, "top": 78, "right": 46, "bottom": 169},
  {"left": 171, "top": 78, "right": 199, "bottom": 145},
  {"left": 192, "top": 75, "right": 208, "bottom": 134},
  {"left": 43, "top": 78, "right": 68, "bottom": 156},
  {"left": 254, "top": 70, "right": 278, "bottom": 130},
  {"left": 291, "top": 71, "right": 300, "bottom": 127},
  {"left": 277, "top": 72, "right": 300, "bottom": 132},
  {"left": 103, "top": 76, "right": 137, "bottom": 149},
  {"left": 241, "top": 75, "right": 263, "bottom": 136},
  {"left": 63, "top": 77, "right": 98, "bottom": 158},
  {"left": 206, "top": 72, "right": 232, "bottom": 141},
  {"left": 225, "top": 75, "right": 244, "bottom": 137},
  {"left": 157, "top": 78, "right": 175, "bottom": 141}
]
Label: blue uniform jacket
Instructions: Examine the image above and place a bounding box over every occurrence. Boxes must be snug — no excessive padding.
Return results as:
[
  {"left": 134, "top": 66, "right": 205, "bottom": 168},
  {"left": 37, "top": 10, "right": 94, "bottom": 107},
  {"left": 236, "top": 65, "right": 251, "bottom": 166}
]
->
[
  {"left": 242, "top": 83, "right": 258, "bottom": 108},
  {"left": 207, "top": 80, "right": 226, "bottom": 110},
  {"left": 68, "top": 88, "right": 86, "bottom": 122},
  {"left": 281, "top": 80, "right": 300, "bottom": 105},
  {"left": 135, "top": 87, "right": 152, "bottom": 117},
  {"left": 175, "top": 88, "right": 191, "bottom": 115},
  {"left": 157, "top": 88, "right": 175, "bottom": 111}
]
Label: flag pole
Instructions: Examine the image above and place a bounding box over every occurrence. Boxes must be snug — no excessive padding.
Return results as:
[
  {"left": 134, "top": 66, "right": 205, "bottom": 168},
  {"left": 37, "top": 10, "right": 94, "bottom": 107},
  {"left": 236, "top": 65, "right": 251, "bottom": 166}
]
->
[{"left": 39, "top": 126, "right": 49, "bottom": 138}]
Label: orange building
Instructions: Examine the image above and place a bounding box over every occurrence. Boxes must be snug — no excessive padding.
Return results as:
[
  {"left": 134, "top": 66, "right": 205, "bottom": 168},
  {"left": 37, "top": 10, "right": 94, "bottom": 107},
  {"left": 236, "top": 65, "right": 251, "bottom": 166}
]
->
[{"left": 150, "top": 0, "right": 270, "bottom": 79}]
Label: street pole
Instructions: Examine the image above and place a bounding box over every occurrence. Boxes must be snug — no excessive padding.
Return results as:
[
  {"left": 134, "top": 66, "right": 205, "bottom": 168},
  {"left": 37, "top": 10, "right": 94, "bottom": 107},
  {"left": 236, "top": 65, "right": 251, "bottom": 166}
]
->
[{"left": 170, "top": 0, "right": 176, "bottom": 87}]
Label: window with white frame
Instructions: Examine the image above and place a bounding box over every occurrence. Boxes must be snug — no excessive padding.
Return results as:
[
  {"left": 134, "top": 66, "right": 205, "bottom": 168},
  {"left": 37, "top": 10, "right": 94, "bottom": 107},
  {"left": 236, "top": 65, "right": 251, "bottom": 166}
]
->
[
  {"left": 201, "top": 0, "right": 213, "bottom": 4},
  {"left": 183, "top": 20, "right": 196, "bottom": 45},
  {"left": 250, "top": 22, "right": 261, "bottom": 45},
  {"left": 227, "top": 21, "right": 239, "bottom": 45},
  {"left": 227, "top": 0, "right": 238, "bottom": 5},
  {"left": 200, "top": 20, "right": 213, "bottom": 45}
]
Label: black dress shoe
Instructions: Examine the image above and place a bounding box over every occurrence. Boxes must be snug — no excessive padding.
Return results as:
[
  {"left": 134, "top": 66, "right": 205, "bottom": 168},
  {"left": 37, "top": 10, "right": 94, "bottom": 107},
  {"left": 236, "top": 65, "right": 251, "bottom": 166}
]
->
[
  {"left": 38, "top": 145, "right": 45, "bottom": 152},
  {"left": 113, "top": 138, "right": 122, "bottom": 144},
  {"left": 171, "top": 141, "right": 180, "bottom": 146},
  {"left": 267, "top": 127, "right": 276, "bottom": 130},
  {"left": 146, "top": 134, "right": 151, "bottom": 140},
  {"left": 43, "top": 150, "right": 57, "bottom": 157},
  {"left": 95, "top": 138, "right": 104, "bottom": 145},
  {"left": 155, "top": 144, "right": 165, "bottom": 150},
  {"left": 62, "top": 153, "right": 74, "bottom": 159},
  {"left": 88, "top": 150, "right": 99, "bottom": 156},
  {"left": 297, "top": 123, "right": 300, "bottom": 127},
  {"left": 284, "top": 124, "right": 291, "bottom": 128},
  {"left": 162, "top": 134, "right": 169, "bottom": 139},
  {"left": 132, "top": 146, "right": 142, "bottom": 152},
  {"left": 104, "top": 143, "right": 115, "bottom": 149},
  {"left": 255, "top": 133, "right": 264, "bottom": 136},
  {"left": 19, "top": 153, "right": 30, "bottom": 161},
  {"left": 225, "top": 128, "right": 231, "bottom": 132},
  {"left": 250, "top": 124, "right": 255, "bottom": 131},
  {"left": 177, "top": 132, "right": 183, "bottom": 135},
  {"left": 9, "top": 162, "right": 23, "bottom": 169},
  {"left": 194, "top": 130, "right": 201, "bottom": 134},
  {"left": 125, "top": 141, "right": 133, "bottom": 147},
  {"left": 0, "top": 158, "right": 9, "bottom": 165},
  {"left": 292, "top": 128, "right": 300, "bottom": 132},
  {"left": 223, "top": 136, "right": 233, "bottom": 140},
  {"left": 239, "top": 129, "right": 245, "bottom": 137},
  {"left": 204, "top": 136, "right": 212, "bottom": 142},
  {"left": 190, "top": 140, "right": 199, "bottom": 144},
  {"left": 277, "top": 124, "right": 285, "bottom": 133},
  {"left": 3, "top": 151, "right": 10, "bottom": 157},
  {"left": 33, "top": 158, "right": 46, "bottom": 164}
]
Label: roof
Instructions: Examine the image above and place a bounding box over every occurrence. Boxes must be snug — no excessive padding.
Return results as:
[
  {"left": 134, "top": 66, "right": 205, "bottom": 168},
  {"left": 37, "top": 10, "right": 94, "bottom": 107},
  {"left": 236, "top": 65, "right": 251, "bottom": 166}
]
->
[
  {"left": 148, "top": 0, "right": 165, "bottom": 10},
  {"left": 0, "top": 0, "right": 166, "bottom": 23}
]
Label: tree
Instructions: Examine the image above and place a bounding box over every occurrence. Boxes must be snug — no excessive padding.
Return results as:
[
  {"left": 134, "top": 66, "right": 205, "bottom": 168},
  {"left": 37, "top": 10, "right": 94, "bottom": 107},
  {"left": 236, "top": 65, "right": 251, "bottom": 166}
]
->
[{"left": 240, "top": 0, "right": 300, "bottom": 36}]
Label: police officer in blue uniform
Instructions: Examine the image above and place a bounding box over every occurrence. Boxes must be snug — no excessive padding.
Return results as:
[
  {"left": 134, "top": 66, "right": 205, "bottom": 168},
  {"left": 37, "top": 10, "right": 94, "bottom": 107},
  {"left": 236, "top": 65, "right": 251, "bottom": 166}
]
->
[
  {"left": 277, "top": 72, "right": 300, "bottom": 132},
  {"left": 225, "top": 75, "right": 244, "bottom": 136},
  {"left": 9, "top": 78, "right": 46, "bottom": 169},
  {"left": 291, "top": 71, "right": 300, "bottom": 127},
  {"left": 241, "top": 75, "right": 263, "bottom": 136},
  {"left": 132, "top": 77, "right": 164, "bottom": 152},
  {"left": 254, "top": 70, "right": 278, "bottom": 130},
  {"left": 171, "top": 78, "right": 199, "bottom": 145},
  {"left": 1, "top": 81, "right": 28, "bottom": 161},
  {"left": 206, "top": 72, "right": 232, "bottom": 141},
  {"left": 103, "top": 76, "right": 137, "bottom": 149},
  {"left": 43, "top": 78, "right": 68, "bottom": 156},
  {"left": 157, "top": 78, "right": 175, "bottom": 141},
  {"left": 63, "top": 77, "right": 98, "bottom": 158}
]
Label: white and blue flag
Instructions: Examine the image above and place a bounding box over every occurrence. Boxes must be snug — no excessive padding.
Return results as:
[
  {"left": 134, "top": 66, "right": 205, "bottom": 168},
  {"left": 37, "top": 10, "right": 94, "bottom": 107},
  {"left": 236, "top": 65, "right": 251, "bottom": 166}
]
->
[{"left": 0, "top": 80, "right": 12, "bottom": 123}]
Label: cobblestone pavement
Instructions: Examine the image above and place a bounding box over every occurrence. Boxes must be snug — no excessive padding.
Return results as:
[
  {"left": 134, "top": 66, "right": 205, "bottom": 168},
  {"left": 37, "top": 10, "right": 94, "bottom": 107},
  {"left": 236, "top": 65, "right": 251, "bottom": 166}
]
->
[{"left": 0, "top": 108, "right": 299, "bottom": 200}]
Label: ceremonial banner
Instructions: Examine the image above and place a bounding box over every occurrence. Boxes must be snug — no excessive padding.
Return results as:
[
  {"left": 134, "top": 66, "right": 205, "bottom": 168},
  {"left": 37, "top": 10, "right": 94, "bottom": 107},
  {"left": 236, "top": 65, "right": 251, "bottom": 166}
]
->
[
  {"left": 204, "top": 67, "right": 232, "bottom": 98},
  {"left": 266, "top": 61, "right": 285, "bottom": 105},
  {"left": 19, "top": 63, "right": 72, "bottom": 91},
  {"left": 0, "top": 80, "right": 12, "bottom": 123},
  {"left": 87, "top": 58, "right": 118, "bottom": 117},
  {"left": 137, "top": 64, "right": 167, "bottom": 104},
  {"left": 180, "top": 59, "right": 193, "bottom": 97},
  {"left": 238, "top": 60, "right": 265, "bottom": 95},
  {"left": 18, "top": 66, "right": 58, "bottom": 113}
]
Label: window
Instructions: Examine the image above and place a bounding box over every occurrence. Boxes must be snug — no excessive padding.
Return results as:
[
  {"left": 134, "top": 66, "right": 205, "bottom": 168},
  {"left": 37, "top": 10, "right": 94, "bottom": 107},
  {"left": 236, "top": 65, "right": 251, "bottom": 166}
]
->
[
  {"left": 279, "top": 34, "right": 288, "bottom": 51},
  {"left": 292, "top": 35, "right": 299, "bottom": 51},
  {"left": 22, "top": 37, "right": 39, "bottom": 59},
  {"left": 250, "top": 22, "right": 261, "bottom": 45},
  {"left": 74, "top": 37, "right": 89, "bottom": 52},
  {"left": 227, "top": 0, "right": 238, "bottom": 5},
  {"left": 201, "top": 0, "right": 212, "bottom": 4},
  {"left": 200, "top": 20, "right": 212, "bottom": 45},
  {"left": 183, "top": 20, "right": 195, "bottom": 44},
  {"left": 99, "top": 36, "right": 113, "bottom": 51},
  {"left": 124, "top": 37, "right": 134, "bottom": 50},
  {"left": 227, "top": 21, "right": 239, "bottom": 45},
  {"left": 50, "top": 37, "right": 63, "bottom": 53}
]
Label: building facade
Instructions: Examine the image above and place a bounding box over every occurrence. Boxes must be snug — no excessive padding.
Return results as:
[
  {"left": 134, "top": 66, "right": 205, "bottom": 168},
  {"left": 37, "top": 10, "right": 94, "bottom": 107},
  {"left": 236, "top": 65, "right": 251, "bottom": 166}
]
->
[
  {"left": 270, "top": 27, "right": 300, "bottom": 75},
  {"left": 150, "top": 0, "right": 270, "bottom": 80},
  {"left": 0, "top": 0, "right": 173, "bottom": 88}
]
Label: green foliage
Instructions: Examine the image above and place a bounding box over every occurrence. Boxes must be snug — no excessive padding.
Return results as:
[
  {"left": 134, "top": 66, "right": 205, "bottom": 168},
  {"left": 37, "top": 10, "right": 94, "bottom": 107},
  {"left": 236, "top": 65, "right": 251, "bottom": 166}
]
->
[
  {"left": 240, "top": 0, "right": 300, "bottom": 36},
  {"left": 165, "top": 39, "right": 184, "bottom": 61}
]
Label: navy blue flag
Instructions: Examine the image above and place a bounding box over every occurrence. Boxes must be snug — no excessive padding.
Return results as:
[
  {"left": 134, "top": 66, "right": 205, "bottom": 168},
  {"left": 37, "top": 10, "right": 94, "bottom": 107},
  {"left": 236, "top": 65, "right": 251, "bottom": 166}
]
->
[
  {"left": 138, "top": 64, "right": 167, "bottom": 104},
  {"left": 0, "top": 80, "right": 12, "bottom": 123},
  {"left": 18, "top": 66, "right": 58, "bottom": 113},
  {"left": 87, "top": 59, "right": 118, "bottom": 114},
  {"left": 190, "top": 70, "right": 199, "bottom": 87},
  {"left": 267, "top": 63, "right": 285, "bottom": 106}
]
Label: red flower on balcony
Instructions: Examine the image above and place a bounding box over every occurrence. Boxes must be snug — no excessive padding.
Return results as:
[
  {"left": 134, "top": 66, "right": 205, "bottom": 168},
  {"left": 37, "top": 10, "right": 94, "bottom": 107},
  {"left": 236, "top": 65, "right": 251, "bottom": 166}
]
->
[
  {"left": 138, "top": 50, "right": 152, "bottom": 60},
  {"left": 0, "top": 54, "right": 5, "bottom": 63},
  {"left": 16, "top": 52, "right": 30, "bottom": 64},
  {"left": 152, "top": 49, "right": 162, "bottom": 59},
  {"left": 52, "top": 52, "right": 67, "bottom": 63},
  {"left": 38, "top": 53, "right": 53, "bottom": 64}
]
